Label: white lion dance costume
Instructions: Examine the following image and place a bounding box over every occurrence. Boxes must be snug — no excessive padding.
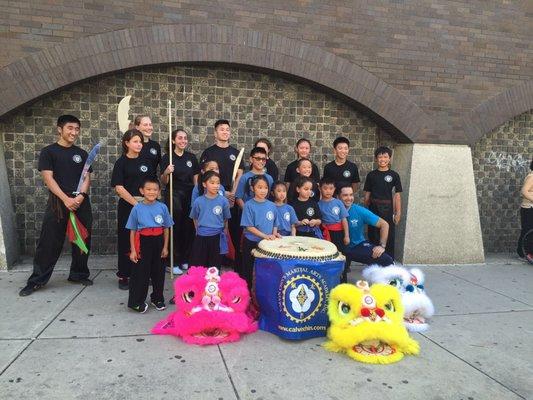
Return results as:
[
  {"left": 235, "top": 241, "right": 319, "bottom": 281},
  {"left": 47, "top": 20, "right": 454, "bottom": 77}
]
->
[{"left": 362, "top": 265, "right": 434, "bottom": 332}]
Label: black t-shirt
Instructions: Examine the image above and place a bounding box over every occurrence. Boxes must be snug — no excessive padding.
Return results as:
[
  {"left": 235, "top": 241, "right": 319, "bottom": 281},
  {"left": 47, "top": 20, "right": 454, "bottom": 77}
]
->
[
  {"left": 199, "top": 145, "right": 244, "bottom": 190},
  {"left": 111, "top": 155, "right": 155, "bottom": 197},
  {"left": 291, "top": 198, "right": 322, "bottom": 221},
  {"left": 38, "top": 143, "right": 91, "bottom": 194},
  {"left": 139, "top": 139, "right": 161, "bottom": 175},
  {"left": 323, "top": 160, "right": 360, "bottom": 189},
  {"left": 284, "top": 159, "right": 320, "bottom": 183},
  {"left": 160, "top": 151, "right": 200, "bottom": 192},
  {"left": 363, "top": 169, "right": 402, "bottom": 201},
  {"left": 287, "top": 178, "right": 320, "bottom": 204},
  {"left": 265, "top": 158, "right": 279, "bottom": 182}
]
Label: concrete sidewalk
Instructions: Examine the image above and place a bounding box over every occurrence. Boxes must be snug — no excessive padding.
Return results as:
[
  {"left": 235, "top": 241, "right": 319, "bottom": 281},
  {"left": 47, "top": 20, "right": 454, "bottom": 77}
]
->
[{"left": 0, "top": 254, "right": 531, "bottom": 400}]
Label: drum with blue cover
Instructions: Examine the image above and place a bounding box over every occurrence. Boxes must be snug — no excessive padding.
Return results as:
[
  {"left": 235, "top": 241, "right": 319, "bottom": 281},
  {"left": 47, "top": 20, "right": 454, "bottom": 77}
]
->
[{"left": 253, "top": 236, "right": 345, "bottom": 340}]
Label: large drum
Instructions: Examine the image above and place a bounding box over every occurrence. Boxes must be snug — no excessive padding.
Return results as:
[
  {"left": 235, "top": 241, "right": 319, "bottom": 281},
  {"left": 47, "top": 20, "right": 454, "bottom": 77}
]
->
[{"left": 253, "top": 236, "right": 345, "bottom": 340}]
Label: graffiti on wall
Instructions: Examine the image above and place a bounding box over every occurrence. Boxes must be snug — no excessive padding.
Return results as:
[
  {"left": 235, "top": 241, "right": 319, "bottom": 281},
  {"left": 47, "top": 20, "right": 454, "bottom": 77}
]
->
[{"left": 486, "top": 151, "right": 530, "bottom": 173}]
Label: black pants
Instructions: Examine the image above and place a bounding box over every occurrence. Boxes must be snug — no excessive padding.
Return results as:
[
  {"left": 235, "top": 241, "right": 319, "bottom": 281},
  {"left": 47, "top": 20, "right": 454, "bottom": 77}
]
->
[
  {"left": 517, "top": 207, "right": 533, "bottom": 257},
  {"left": 328, "top": 230, "right": 348, "bottom": 283},
  {"left": 368, "top": 203, "right": 395, "bottom": 259},
  {"left": 117, "top": 199, "right": 134, "bottom": 278},
  {"left": 228, "top": 206, "right": 242, "bottom": 270},
  {"left": 165, "top": 189, "right": 194, "bottom": 265},
  {"left": 128, "top": 235, "right": 165, "bottom": 308},
  {"left": 241, "top": 237, "right": 259, "bottom": 290},
  {"left": 189, "top": 234, "right": 222, "bottom": 268},
  {"left": 28, "top": 194, "right": 92, "bottom": 287}
]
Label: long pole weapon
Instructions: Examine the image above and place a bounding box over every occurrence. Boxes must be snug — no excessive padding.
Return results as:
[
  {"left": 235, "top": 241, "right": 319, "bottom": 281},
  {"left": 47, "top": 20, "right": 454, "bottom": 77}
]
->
[{"left": 168, "top": 100, "right": 174, "bottom": 279}]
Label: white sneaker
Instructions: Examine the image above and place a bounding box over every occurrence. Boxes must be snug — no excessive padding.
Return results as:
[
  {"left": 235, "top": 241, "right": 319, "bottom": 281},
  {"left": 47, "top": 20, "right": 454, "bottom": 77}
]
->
[
  {"left": 172, "top": 266, "right": 183, "bottom": 275},
  {"left": 181, "top": 263, "right": 189, "bottom": 271}
]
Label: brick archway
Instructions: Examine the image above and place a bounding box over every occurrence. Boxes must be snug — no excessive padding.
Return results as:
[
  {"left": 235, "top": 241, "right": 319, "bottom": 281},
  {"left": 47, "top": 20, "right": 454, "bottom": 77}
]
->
[
  {"left": 463, "top": 80, "right": 533, "bottom": 144},
  {"left": 0, "top": 24, "right": 432, "bottom": 143}
]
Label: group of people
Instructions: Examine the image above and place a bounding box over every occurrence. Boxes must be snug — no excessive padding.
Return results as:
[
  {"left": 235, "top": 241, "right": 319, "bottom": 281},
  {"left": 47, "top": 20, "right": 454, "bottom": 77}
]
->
[{"left": 18, "top": 115, "right": 404, "bottom": 315}]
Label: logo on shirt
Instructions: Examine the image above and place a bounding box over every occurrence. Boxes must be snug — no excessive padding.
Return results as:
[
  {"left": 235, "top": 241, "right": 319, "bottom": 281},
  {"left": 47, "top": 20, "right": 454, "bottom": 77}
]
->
[
  {"left": 385, "top": 175, "right": 393, "bottom": 183},
  {"left": 230, "top": 154, "right": 236, "bottom": 161},
  {"left": 154, "top": 214, "right": 163, "bottom": 224},
  {"left": 72, "top": 155, "right": 82, "bottom": 164},
  {"left": 266, "top": 211, "right": 274, "bottom": 221},
  {"left": 140, "top": 165, "right": 148, "bottom": 173},
  {"left": 150, "top": 148, "right": 157, "bottom": 155},
  {"left": 350, "top": 218, "right": 359, "bottom": 227},
  {"left": 186, "top": 160, "right": 192, "bottom": 168},
  {"left": 213, "top": 205, "right": 223, "bottom": 215},
  {"left": 306, "top": 208, "right": 315, "bottom": 217},
  {"left": 343, "top": 170, "right": 351, "bottom": 178},
  {"left": 284, "top": 212, "right": 290, "bottom": 222},
  {"left": 332, "top": 206, "right": 340, "bottom": 216}
]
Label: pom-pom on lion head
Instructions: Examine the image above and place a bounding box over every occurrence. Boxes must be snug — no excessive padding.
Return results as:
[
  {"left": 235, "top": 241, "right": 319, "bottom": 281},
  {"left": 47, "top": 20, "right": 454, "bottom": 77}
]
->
[
  {"left": 362, "top": 265, "right": 434, "bottom": 332},
  {"left": 324, "top": 280, "right": 419, "bottom": 364},
  {"left": 152, "top": 267, "right": 257, "bottom": 345}
]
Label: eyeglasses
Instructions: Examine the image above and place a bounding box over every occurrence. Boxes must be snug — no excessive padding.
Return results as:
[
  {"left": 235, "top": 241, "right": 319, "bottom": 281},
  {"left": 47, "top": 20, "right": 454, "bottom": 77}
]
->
[{"left": 252, "top": 156, "right": 267, "bottom": 162}]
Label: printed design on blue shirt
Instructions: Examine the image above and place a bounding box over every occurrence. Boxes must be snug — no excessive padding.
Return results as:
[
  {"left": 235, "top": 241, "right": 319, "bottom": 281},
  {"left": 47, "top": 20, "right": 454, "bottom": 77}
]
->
[
  {"left": 343, "top": 170, "right": 351, "bottom": 178},
  {"left": 306, "top": 207, "right": 315, "bottom": 217},
  {"left": 150, "top": 148, "right": 157, "bottom": 155},
  {"left": 140, "top": 165, "right": 148, "bottom": 172},
  {"left": 154, "top": 214, "right": 163, "bottom": 224},
  {"left": 385, "top": 175, "right": 393, "bottom": 182},
  {"left": 266, "top": 211, "right": 274, "bottom": 221},
  {"left": 72, "top": 154, "right": 82, "bottom": 163},
  {"left": 332, "top": 206, "right": 340, "bottom": 216},
  {"left": 350, "top": 218, "right": 359, "bottom": 227},
  {"left": 213, "top": 205, "right": 223, "bottom": 215},
  {"left": 284, "top": 212, "right": 290, "bottom": 221},
  {"left": 186, "top": 160, "right": 192, "bottom": 167}
]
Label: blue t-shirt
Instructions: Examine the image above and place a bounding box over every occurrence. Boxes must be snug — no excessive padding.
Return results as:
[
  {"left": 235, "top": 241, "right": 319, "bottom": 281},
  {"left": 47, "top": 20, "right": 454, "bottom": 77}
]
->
[
  {"left": 125, "top": 201, "right": 174, "bottom": 231},
  {"left": 190, "top": 195, "right": 231, "bottom": 229},
  {"left": 275, "top": 203, "right": 298, "bottom": 235},
  {"left": 347, "top": 204, "right": 380, "bottom": 247},
  {"left": 235, "top": 171, "right": 274, "bottom": 203},
  {"left": 241, "top": 199, "right": 279, "bottom": 242},
  {"left": 191, "top": 184, "right": 225, "bottom": 204},
  {"left": 318, "top": 198, "right": 349, "bottom": 224}
]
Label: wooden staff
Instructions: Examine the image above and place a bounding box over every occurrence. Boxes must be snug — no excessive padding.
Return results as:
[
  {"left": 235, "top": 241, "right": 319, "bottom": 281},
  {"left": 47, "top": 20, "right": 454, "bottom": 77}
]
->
[{"left": 168, "top": 100, "right": 174, "bottom": 279}]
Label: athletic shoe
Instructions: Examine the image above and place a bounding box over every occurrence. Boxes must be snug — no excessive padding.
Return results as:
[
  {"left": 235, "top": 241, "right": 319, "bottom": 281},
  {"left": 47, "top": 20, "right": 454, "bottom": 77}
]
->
[
  {"left": 18, "top": 284, "right": 42, "bottom": 297},
  {"left": 118, "top": 277, "right": 129, "bottom": 290},
  {"left": 151, "top": 300, "right": 166, "bottom": 311},
  {"left": 526, "top": 253, "right": 533, "bottom": 265},
  {"left": 172, "top": 266, "right": 183, "bottom": 275},
  {"left": 181, "top": 263, "right": 189, "bottom": 271},
  {"left": 169, "top": 297, "right": 175, "bottom": 305},
  {"left": 67, "top": 277, "right": 93, "bottom": 286},
  {"left": 129, "top": 302, "right": 148, "bottom": 313}
]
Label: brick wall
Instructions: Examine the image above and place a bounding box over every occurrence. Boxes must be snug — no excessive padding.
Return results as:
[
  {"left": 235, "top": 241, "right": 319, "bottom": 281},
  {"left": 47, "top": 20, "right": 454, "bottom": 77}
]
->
[
  {"left": 472, "top": 110, "right": 533, "bottom": 253},
  {"left": 0, "top": 64, "right": 395, "bottom": 255},
  {"left": 0, "top": 1, "right": 531, "bottom": 143}
]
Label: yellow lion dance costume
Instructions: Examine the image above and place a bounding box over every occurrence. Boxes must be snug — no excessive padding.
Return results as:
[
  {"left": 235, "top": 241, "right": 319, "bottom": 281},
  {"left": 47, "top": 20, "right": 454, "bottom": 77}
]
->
[{"left": 324, "top": 280, "right": 419, "bottom": 364}]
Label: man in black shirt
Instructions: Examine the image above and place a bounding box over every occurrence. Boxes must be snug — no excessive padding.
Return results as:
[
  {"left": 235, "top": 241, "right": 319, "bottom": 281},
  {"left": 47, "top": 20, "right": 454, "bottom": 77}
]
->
[
  {"left": 323, "top": 136, "right": 360, "bottom": 193},
  {"left": 19, "top": 115, "right": 93, "bottom": 296},
  {"left": 199, "top": 120, "right": 244, "bottom": 268},
  {"left": 363, "top": 146, "right": 402, "bottom": 258},
  {"left": 135, "top": 115, "right": 161, "bottom": 175}
]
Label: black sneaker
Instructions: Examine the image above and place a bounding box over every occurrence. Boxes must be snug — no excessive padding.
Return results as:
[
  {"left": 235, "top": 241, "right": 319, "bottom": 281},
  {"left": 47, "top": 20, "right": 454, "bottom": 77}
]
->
[
  {"left": 118, "top": 277, "right": 129, "bottom": 290},
  {"left": 129, "top": 302, "right": 148, "bottom": 313},
  {"left": 151, "top": 300, "right": 166, "bottom": 311},
  {"left": 169, "top": 297, "right": 175, "bottom": 305},
  {"left": 19, "top": 284, "right": 41, "bottom": 297},
  {"left": 67, "top": 277, "right": 93, "bottom": 286}
]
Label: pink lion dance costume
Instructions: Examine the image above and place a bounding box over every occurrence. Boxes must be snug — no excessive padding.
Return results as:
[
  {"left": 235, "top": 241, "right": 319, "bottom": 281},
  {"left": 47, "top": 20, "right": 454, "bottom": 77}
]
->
[{"left": 152, "top": 267, "right": 258, "bottom": 345}]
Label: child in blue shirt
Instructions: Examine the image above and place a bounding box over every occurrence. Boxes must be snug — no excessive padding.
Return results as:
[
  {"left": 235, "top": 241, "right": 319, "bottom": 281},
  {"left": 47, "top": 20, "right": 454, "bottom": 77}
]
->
[
  {"left": 126, "top": 177, "right": 173, "bottom": 313},
  {"left": 191, "top": 159, "right": 226, "bottom": 204},
  {"left": 240, "top": 175, "right": 280, "bottom": 289},
  {"left": 189, "top": 171, "right": 231, "bottom": 269},
  {"left": 236, "top": 147, "right": 274, "bottom": 208},
  {"left": 272, "top": 181, "right": 297, "bottom": 236},
  {"left": 318, "top": 178, "right": 350, "bottom": 279}
]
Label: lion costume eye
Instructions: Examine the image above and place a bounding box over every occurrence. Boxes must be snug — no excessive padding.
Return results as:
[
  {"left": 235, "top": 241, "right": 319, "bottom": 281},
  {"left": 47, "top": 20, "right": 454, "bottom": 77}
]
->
[
  {"left": 389, "top": 278, "right": 402, "bottom": 287},
  {"left": 182, "top": 291, "right": 195, "bottom": 303},
  {"left": 338, "top": 301, "right": 351, "bottom": 316},
  {"left": 232, "top": 296, "right": 241, "bottom": 304},
  {"left": 384, "top": 301, "right": 395, "bottom": 312}
]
